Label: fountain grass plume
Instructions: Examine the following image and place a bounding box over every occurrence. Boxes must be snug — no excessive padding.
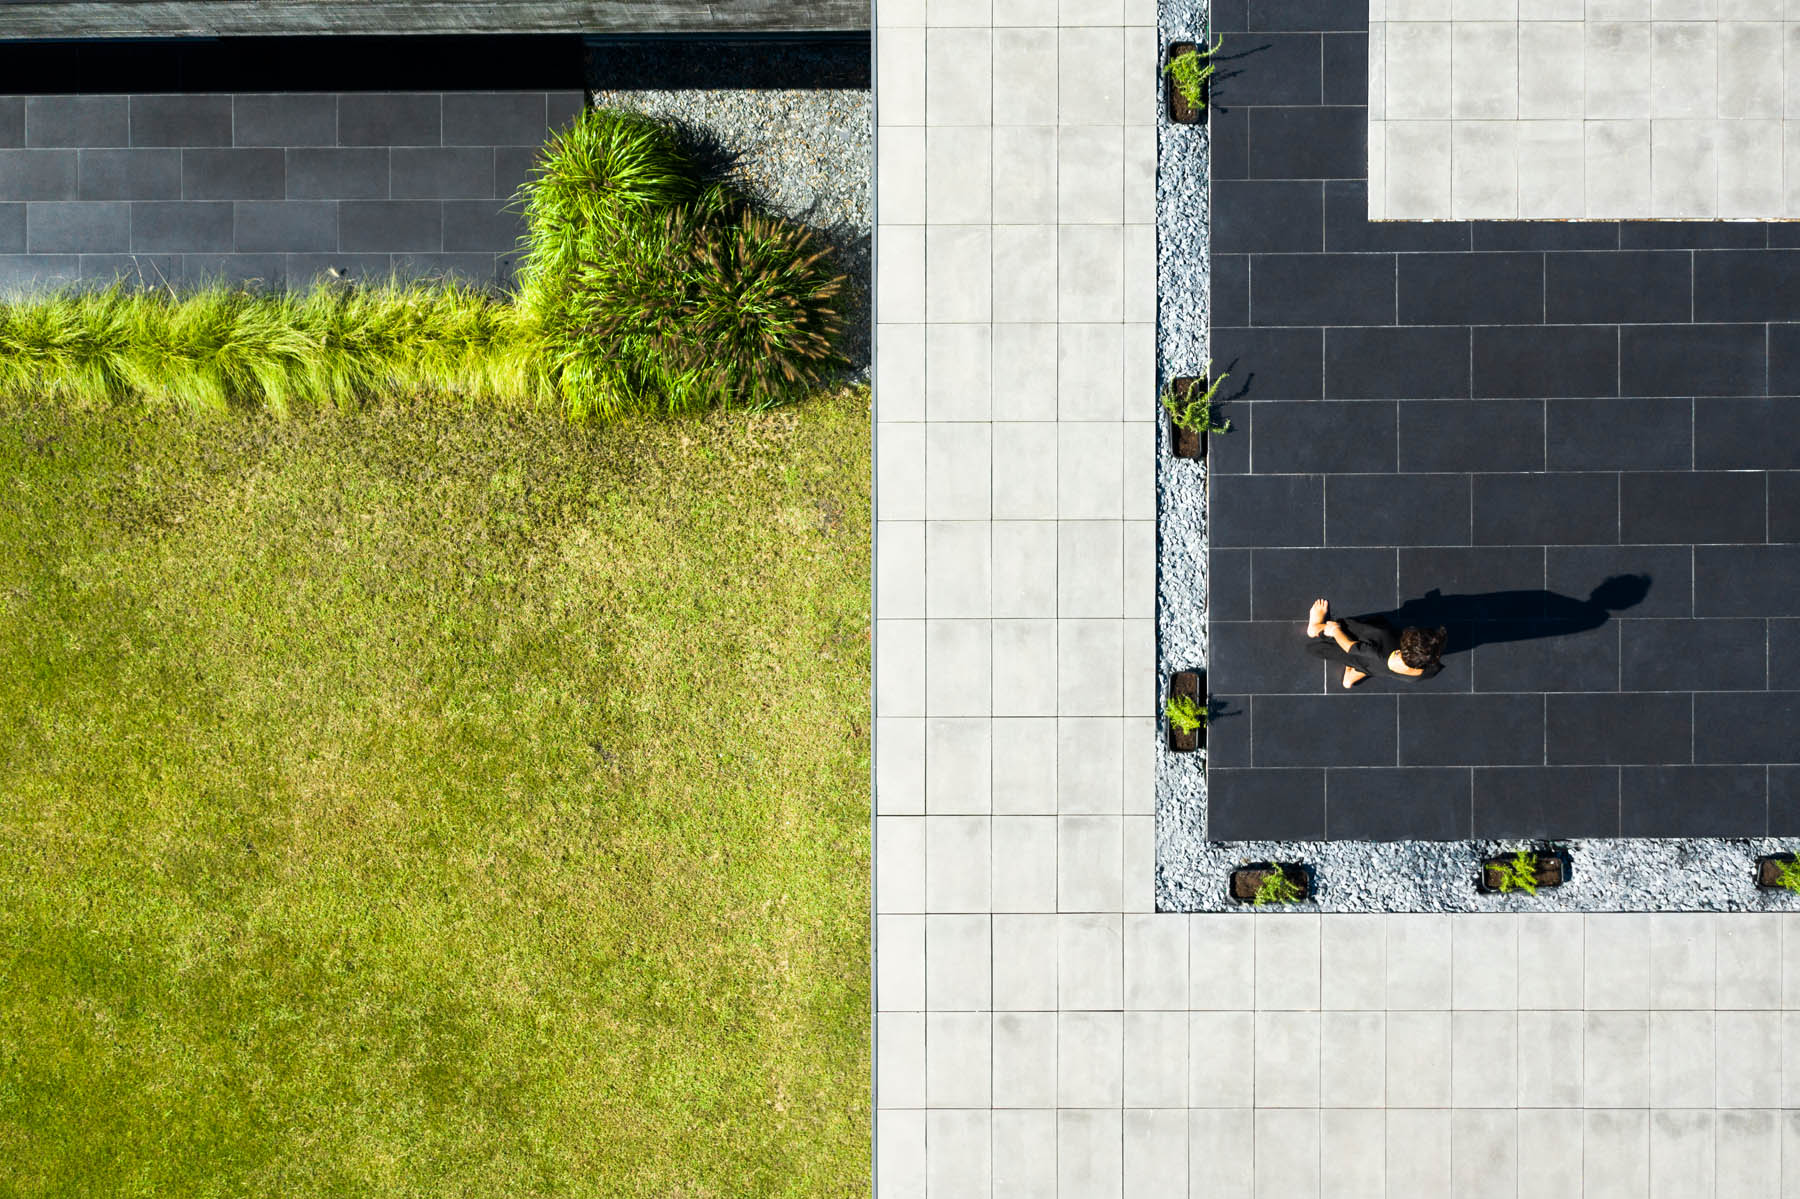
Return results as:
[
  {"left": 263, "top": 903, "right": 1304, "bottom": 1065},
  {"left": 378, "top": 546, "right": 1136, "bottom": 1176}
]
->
[{"left": 0, "top": 278, "right": 545, "bottom": 416}]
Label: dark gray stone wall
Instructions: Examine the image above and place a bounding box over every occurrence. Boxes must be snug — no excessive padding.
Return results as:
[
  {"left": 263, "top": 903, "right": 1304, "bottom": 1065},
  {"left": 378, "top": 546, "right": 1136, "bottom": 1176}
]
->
[{"left": 0, "top": 91, "right": 586, "bottom": 293}]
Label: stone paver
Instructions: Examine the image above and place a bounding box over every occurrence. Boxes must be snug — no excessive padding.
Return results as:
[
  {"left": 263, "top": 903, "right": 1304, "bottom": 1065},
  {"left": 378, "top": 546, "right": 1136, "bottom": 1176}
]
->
[{"left": 1369, "top": 6, "right": 1800, "bottom": 219}]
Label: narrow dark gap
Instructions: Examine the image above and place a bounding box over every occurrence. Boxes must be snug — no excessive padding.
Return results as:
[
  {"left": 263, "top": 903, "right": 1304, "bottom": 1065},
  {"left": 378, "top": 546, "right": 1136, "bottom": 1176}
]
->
[
  {"left": 0, "top": 35, "right": 592, "bottom": 92},
  {"left": 585, "top": 33, "right": 871, "bottom": 90},
  {"left": 0, "top": 32, "right": 871, "bottom": 94}
]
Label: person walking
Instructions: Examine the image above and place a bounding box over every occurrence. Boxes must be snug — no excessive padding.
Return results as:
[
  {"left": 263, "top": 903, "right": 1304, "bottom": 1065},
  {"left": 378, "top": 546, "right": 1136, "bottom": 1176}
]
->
[{"left": 1303, "top": 598, "right": 1446, "bottom": 688}]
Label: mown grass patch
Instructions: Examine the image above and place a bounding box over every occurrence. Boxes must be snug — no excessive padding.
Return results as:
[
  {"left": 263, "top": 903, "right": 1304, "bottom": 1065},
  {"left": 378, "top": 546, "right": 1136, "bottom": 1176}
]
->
[{"left": 0, "top": 386, "right": 871, "bottom": 1197}]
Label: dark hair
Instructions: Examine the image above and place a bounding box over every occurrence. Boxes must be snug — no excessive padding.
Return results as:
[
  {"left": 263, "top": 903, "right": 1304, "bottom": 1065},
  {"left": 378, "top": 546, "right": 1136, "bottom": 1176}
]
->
[{"left": 1398, "top": 625, "right": 1447, "bottom": 669}]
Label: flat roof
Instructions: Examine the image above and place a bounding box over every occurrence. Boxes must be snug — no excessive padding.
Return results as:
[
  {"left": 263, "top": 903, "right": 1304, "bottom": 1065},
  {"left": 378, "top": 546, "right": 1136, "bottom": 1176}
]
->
[{"left": 0, "top": 0, "right": 869, "bottom": 39}]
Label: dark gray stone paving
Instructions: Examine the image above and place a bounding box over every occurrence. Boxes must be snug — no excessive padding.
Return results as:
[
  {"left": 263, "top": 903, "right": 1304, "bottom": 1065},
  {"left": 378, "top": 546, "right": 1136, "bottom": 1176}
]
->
[
  {"left": 1203, "top": 0, "right": 1800, "bottom": 841},
  {"left": 0, "top": 91, "right": 585, "bottom": 292}
]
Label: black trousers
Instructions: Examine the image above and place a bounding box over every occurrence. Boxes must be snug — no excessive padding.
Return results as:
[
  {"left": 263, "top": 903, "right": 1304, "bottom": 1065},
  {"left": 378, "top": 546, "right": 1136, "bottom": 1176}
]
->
[{"left": 1303, "top": 634, "right": 1360, "bottom": 669}]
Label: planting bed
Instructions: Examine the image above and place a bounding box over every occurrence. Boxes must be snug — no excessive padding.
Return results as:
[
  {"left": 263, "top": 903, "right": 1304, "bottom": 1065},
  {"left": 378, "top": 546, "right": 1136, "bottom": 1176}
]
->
[{"left": 0, "top": 386, "right": 873, "bottom": 1196}]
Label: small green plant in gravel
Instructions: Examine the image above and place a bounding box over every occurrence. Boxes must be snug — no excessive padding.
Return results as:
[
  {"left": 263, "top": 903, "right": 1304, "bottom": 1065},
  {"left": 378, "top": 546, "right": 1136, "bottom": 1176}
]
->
[
  {"left": 0, "top": 279, "right": 541, "bottom": 415},
  {"left": 1772, "top": 857, "right": 1800, "bottom": 894},
  {"left": 1164, "top": 37, "right": 1222, "bottom": 113},
  {"left": 1164, "top": 693, "right": 1208, "bottom": 734},
  {"left": 1490, "top": 851, "right": 1541, "bottom": 896},
  {"left": 1161, "top": 370, "right": 1231, "bottom": 434},
  {"left": 1253, "top": 864, "right": 1304, "bottom": 906}
]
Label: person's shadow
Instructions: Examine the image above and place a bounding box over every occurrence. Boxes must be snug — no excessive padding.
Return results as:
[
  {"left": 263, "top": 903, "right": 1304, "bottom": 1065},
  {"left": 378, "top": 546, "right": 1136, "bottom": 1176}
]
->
[{"left": 1350, "top": 574, "right": 1651, "bottom": 657}]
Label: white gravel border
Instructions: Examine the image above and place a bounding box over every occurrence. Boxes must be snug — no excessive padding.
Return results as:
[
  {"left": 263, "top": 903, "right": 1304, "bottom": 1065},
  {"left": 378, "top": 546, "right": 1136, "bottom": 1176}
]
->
[
  {"left": 1154, "top": 0, "right": 1214, "bottom": 897},
  {"left": 1159, "top": 837, "right": 1800, "bottom": 913},
  {"left": 1155, "top": 0, "right": 1219, "bottom": 907}
]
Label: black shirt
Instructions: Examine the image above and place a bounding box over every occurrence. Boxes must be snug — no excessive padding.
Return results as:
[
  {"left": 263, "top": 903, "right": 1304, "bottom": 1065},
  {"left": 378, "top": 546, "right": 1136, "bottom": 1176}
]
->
[{"left": 1320, "top": 616, "right": 1445, "bottom": 681}]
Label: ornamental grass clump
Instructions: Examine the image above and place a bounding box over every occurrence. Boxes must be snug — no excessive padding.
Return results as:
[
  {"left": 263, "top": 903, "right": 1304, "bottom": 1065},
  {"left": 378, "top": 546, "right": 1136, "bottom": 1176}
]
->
[
  {"left": 1160, "top": 369, "right": 1231, "bottom": 434},
  {"left": 1489, "top": 850, "right": 1541, "bottom": 896},
  {"left": 1163, "top": 37, "right": 1222, "bottom": 113},
  {"left": 1164, "top": 693, "right": 1208, "bottom": 733},
  {"left": 517, "top": 107, "right": 846, "bottom": 421}
]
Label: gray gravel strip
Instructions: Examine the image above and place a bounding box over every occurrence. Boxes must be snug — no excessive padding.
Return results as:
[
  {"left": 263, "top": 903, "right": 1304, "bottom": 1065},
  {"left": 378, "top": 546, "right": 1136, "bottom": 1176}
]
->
[
  {"left": 1156, "top": 0, "right": 1215, "bottom": 905},
  {"left": 1159, "top": 836, "right": 1800, "bottom": 914}
]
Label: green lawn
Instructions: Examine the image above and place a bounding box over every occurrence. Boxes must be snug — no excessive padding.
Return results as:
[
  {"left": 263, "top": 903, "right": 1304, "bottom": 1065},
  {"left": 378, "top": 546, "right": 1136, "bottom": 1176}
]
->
[{"left": 0, "top": 388, "right": 871, "bottom": 1197}]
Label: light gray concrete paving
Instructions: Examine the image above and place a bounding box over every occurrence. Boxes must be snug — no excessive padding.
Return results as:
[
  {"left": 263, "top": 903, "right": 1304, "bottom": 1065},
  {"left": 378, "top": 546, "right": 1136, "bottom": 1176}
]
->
[
  {"left": 1371, "top": 7, "right": 1800, "bottom": 218},
  {"left": 874, "top": 1, "right": 1800, "bottom": 1194},
  {"left": 880, "top": 910, "right": 1800, "bottom": 1194}
]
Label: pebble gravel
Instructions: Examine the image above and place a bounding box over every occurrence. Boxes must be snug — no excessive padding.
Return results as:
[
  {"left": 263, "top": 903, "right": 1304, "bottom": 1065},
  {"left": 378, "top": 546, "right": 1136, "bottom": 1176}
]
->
[{"left": 1159, "top": 836, "right": 1800, "bottom": 914}]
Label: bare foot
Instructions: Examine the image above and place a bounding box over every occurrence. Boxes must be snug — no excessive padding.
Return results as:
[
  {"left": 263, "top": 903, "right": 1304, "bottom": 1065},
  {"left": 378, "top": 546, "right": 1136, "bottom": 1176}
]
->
[
  {"left": 1307, "top": 598, "right": 1329, "bottom": 638},
  {"left": 1342, "top": 666, "right": 1367, "bottom": 689}
]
